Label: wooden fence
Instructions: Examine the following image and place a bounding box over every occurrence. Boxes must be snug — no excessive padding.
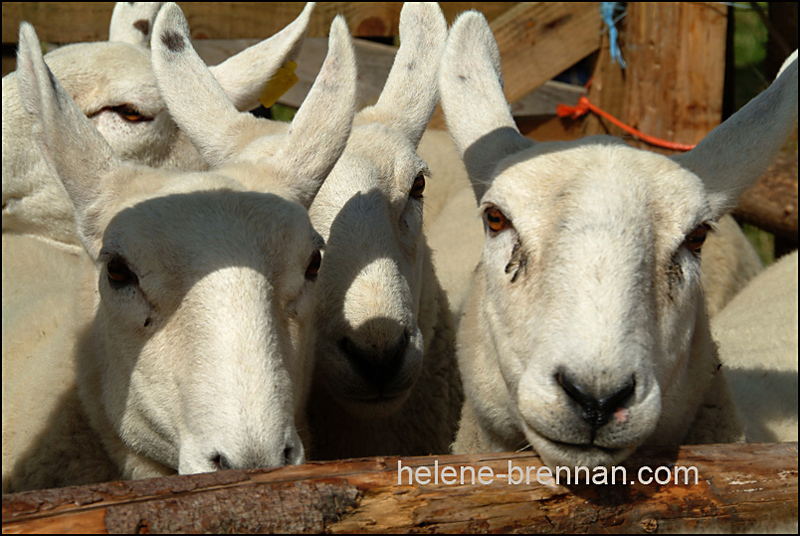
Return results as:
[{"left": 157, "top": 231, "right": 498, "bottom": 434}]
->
[
  {"left": 3, "top": 443, "right": 798, "bottom": 533},
  {"left": 3, "top": 2, "right": 796, "bottom": 248},
  {"left": 2, "top": 2, "right": 798, "bottom": 533}
]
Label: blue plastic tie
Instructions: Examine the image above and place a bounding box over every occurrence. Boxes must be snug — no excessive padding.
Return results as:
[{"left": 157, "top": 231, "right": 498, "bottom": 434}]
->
[{"left": 602, "top": 2, "right": 627, "bottom": 69}]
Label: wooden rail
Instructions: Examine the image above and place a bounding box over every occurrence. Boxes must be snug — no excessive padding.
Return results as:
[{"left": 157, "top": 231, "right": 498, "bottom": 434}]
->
[{"left": 3, "top": 443, "right": 797, "bottom": 533}]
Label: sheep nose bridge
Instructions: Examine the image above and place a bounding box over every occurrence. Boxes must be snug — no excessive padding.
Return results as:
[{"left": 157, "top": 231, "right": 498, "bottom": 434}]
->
[{"left": 556, "top": 371, "right": 636, "bottom": 429}]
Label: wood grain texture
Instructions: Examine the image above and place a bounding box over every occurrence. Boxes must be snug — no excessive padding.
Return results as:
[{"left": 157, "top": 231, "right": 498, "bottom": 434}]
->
[
  {"left": 1, "top": 3, "right": 518, "bottom": 43},
  {"left": 623, "top": 2, "right": 728, "bottom": 154},
  {"left": 3, "top": 443, "right": 797, "bottom": 534}
]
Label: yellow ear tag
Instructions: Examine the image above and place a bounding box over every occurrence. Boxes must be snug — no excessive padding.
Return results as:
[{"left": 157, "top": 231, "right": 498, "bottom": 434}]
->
[{"left": 259, "top": 60, "right": 299, "bottom": 109}]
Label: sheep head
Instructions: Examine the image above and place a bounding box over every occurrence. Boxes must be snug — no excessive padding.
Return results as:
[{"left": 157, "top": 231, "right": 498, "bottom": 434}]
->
[
  {"left": 16, "top": 20, "right": 334, "bottom": 476},
  {"left": 441, "top": 11, "right": 797, "bottom": 468},
  {"left": 306, "top": 2, "right": 447, "bottom": 419},
  {"left": 3, "top": 2, "right": 315, "bottom": 246}
]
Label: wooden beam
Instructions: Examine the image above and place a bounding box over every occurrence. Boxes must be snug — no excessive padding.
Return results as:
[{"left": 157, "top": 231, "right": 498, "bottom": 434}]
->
[
  {"left": 3, "top": 443, "right": 797, "bottom": 533},
  {"left": 428, "top": 2, "right": 602, "bottom": 129},
  {"left": 1, "top": 3, "right": 518, "bottom": 43}
]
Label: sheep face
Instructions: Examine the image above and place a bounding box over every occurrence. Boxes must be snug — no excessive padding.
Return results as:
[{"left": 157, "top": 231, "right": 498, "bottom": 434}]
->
[
  {"left": 442, "top": 12, "right": 795, "bottom": 468},
  {"left": 3, "top": 1, "right": 314, "bottom": 247},
  {"left": 79, "top": 168, "right": 321, "bottom": 473},
  {"left": 470, "top": 140, "right": 716, "bottom": 468},
  {"left": 16, "top": 8, "right": 353, "bottom": 477},
  {"left": 309, "top": 125, "right": 429, "bottom": 417},
  {"left": 2, "top": 41, "right": 196, "bottom": 246},
  {"left": 304, "top": 2, "right": 447, "bottom": 420}
]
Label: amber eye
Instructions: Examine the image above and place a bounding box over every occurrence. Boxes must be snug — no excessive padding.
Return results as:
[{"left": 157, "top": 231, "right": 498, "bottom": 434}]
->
[
  {"left": 111, "top": 105, "right": 149, "bottom": 123},
  {"left": 410, "top": 173, "right": 426, "bottom": 199},
  {"left": 305, "top": 250, "right": 322, "bottom": 281},
  {"left": 685, "top": 223, "right": 710, "bottom": 255},
  {"left": 485, "top": 207, "right": 509, "bottom": 234},
  {"left": 107, "top": 257, "right": 138, "bottom": 288}
]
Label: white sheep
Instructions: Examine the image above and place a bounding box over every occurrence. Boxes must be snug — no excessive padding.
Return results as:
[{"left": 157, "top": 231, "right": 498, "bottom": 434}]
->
[
  {"left": 712, "top": 250, "right": 798, "bottom": 443},
  {"left": 150, "top": 2, "right": 462, "bottom": 460},
  {"left": 438, "top": 11, "right": 797, "bottom": 469},
  {"left": 2, "top": 2, "right": 318, "bottom": 492},
  {"left": 3, "top": 13, "right": 355, "bottom": 492},
  {"left": 302, "top": 2, "right": 463, "bottom": 460},
  {"left": 2, "top": 2, "right": 315, "bottom": 246}
]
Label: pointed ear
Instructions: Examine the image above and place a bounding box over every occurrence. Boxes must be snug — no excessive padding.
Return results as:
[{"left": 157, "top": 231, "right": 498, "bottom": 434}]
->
[
  {"left": 109, "top": 2, "right": 165, "bottom": 48},
  {"left": 673, "top": 52, "right": 798, "bottom": 218},
  {"left": 270, "top": 15, "right": 357, "bottom": 209},
  {"left": 151, "top": 2, "right": 259, "bottom": 168},
  {"left": 209, "top": 2, "right": 315, "bottom": 112},
  {"left": 438, "top": 11, "right": 533, "bottom": 201},
  {"left": 16, "top": 22, "right": 121, "bottom": 258},
  {"left": 356, "top": 2, "right": 446, "bottom": 148}
]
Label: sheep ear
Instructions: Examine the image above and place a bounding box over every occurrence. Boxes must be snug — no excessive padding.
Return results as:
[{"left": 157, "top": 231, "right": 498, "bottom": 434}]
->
[
  {"left": 209, "top": 2, "right": 315, "bottom": 112},
  {"left": 16, "top": 22, "right": 121, "bottom": 257},
  {"left": 270, "top": 15, "right": 357, "bottom": 209},
  {"left": 439, "top": 11, "right": 533, "bottom": 201},
  {"left": 151, "top": 2, "right": 251, "bottom": 168},
  {"left": 673, "top": 51, "right": 798, "bottom": 218},
  {"left": 356, "top": 2, "right": 447, "bottom": 148},
  {"left": 109, "top": 2, "right": 164, "bottom": 48}
]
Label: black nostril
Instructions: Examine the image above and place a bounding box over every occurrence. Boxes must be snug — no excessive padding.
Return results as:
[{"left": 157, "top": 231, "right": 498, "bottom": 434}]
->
[
  {"left": 283, "top": 446, "right": 294, "bottom": 465},
  {"left": 556, "top": 372, "right": 636, "bottom": 430},
  {"left": 339, "top": 331, "right": 409, "bottom": 387},
  {"left": 211, "top": 453, "right": 231, "bottom": 471}
]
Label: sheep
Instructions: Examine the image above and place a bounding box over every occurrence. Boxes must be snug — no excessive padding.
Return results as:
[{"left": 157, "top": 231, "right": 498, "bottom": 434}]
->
[
  {"left": 2, "top": 2, "right": 315, "bottom": 247},
  {"left": 2, "top": 13, "right": 355, "bottom": 492},
  {"left": 438, "top": 11, "right": 797, "bottom": 469},
  {"left": 712, "top": 250, "right": 798, "bottom": 443},
  {"left": 2, "top": 2, "right": 318, "bottom": 491},
  {"left": 301, "top": 2, "right": 464, "bottom": 460},
  {"left": 150, "top": 2, "right": 462, "bottom": 460}
]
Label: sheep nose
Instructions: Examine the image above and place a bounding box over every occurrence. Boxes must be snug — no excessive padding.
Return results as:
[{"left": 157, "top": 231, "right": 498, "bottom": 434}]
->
[
  {"left": 339, "top": 330, "right": 409, "bottom": 388},
  {"left": 556, "top": 372, "right": 636, "bottom": 430},
  {"left": 210, "top": 442, "right": 303, "bottom": 471}
]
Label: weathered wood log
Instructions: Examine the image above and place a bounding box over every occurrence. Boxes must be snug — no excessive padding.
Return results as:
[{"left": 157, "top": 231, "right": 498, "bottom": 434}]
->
[
  {"left": 3, "top": 443, "right": 797, "bottom": 534},
  {"left": 735, "top": 149, "right": 799, "bottom": 244}
]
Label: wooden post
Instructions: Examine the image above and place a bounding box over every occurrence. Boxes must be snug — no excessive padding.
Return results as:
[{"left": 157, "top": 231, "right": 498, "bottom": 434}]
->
[
  {"left": 622, "top": 2, "right": 729, "bottom": 154},
  {"left": 3, "top": 443, "right": 798, "bottom": 534}
]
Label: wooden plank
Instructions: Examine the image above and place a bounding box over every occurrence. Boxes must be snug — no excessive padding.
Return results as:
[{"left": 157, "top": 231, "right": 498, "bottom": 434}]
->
[
  {"left": 195, "top": 36, "right": 585, "bottom": 115},
  {"left": 3, "top": 443, "right": 797, "bottom": 534},
  {"left": 429, "top": 2, "right": 602, "bottom": 129},
  {"left": 1, "top": 3, "right": 518, "bottom": 43}
]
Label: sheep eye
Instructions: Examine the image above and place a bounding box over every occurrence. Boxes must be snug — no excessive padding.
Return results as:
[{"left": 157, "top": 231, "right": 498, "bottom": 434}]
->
[
  {"left": 106, "top": 257, "right": 138, "bottom": 288},
  {"left": 111, "top": 105, "right": 150, "bottom": 123},
  {"left": 410, "top": 173, "right": 426, "bottom": 199},
  {"left": 685, "top": 223, "right": 710, "bottom": 255},
  {"left": 305, "top": 250, "right": 322, "bottom": 282},
  {"left": 484, "top": 207, "right": 510, "bottom": 234}
]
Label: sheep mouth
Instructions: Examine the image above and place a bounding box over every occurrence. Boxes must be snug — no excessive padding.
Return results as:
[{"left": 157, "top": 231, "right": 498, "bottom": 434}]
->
[
  {"left": 521, "top": 422, "right": 636, "bottom": 468},
  {"left": 335, "top": 389, "right": 412, "bottom": 419}
]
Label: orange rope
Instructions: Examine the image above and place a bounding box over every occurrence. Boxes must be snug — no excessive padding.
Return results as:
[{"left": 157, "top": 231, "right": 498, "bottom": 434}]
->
[{"left": 556, "top": 95, "right": 697, "bottom": 152}]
